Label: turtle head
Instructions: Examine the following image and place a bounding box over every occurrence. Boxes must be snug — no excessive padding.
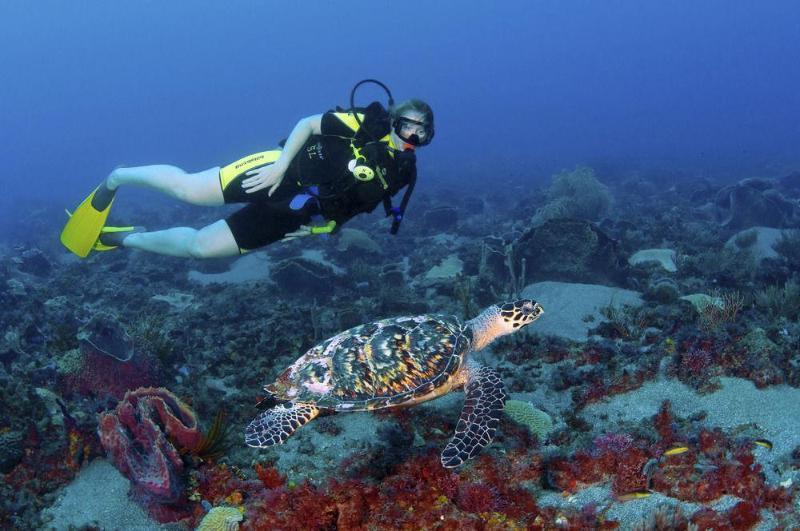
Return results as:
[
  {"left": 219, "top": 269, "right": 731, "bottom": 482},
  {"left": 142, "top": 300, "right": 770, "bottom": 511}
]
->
[{"left": 468, "top": 299, "right": 544, "bottom": 351}]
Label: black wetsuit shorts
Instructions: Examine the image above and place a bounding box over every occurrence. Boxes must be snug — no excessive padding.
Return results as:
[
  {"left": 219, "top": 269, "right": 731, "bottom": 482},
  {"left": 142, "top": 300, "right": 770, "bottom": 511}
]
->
[{"left": 219, "top": 150, "right": 310, "bottom": 252}]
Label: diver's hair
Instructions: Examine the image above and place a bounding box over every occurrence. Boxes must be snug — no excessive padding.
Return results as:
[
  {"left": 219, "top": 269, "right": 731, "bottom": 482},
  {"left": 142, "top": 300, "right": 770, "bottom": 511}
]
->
[{"left": 390, "top": 99, "right": 434, "bottom": 126}]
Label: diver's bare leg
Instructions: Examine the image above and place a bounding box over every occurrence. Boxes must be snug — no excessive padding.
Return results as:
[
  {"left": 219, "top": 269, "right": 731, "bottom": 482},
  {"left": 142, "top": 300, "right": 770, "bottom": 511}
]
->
[
  {"left": 121, "top": 220, "right": 240, "bottom": 258},
  {"left": 105, "top": 165, "right": 224, "bottom": 206}
]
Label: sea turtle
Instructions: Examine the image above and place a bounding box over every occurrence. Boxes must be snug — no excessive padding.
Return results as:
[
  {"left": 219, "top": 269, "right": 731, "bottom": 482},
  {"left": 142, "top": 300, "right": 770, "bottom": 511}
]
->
[{"left": 245, "top": 299, "right": 544, "bottom": 467}]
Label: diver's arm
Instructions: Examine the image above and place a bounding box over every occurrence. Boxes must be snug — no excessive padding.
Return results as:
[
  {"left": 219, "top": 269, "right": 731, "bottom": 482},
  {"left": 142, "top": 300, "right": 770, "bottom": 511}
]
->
[
  {"left": 242, "top": 114, "right": 322, "bottom": 195},
  {"left": 273, "top": 114, "right": 322, "bottom": 170}
]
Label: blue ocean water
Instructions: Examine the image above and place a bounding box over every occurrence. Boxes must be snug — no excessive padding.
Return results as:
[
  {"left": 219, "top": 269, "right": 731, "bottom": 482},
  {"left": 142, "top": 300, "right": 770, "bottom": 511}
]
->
[
  {"left": 1, "top": 1, "right": 799, "bottom": 205},
  {"left": 2, "top": 1, "right": 800, "bottom": 529}
]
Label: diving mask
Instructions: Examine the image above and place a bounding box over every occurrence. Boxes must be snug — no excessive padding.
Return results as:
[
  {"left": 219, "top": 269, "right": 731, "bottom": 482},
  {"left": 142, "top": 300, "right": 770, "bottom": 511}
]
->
[{"left": 394, "top": 116, "right": 434, "bottom": 147}]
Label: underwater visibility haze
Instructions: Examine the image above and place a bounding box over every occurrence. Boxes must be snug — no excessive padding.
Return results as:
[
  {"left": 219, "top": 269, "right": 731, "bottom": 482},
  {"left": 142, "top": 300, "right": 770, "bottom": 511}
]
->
[{"left": 1, "top": 1, "right": 800, "bottom": 529}]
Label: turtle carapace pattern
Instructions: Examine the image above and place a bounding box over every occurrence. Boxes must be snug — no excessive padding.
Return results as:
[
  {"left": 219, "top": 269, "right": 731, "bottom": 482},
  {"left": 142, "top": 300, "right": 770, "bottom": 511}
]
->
[{"left": 245, "top": 299, "right": 544, "bottom": 468}]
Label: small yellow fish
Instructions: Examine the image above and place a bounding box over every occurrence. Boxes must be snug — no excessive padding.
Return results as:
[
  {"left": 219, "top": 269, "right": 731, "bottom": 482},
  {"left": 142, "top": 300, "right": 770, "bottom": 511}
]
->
[
  {"left": 663, "top": 445, "right": 690, "bottom": 457},
  {"left": 754, "top": 439, "right": 773, "bottom": 450},
  {"left": 616, "top": 490, "right": 653, "bottom": 501}
]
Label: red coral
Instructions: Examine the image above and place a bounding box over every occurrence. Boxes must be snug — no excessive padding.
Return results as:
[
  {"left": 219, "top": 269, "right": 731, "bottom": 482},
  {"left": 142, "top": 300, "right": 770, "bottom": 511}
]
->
[{"left": 98, "top": 387, "right": 201, "bottom": 511}]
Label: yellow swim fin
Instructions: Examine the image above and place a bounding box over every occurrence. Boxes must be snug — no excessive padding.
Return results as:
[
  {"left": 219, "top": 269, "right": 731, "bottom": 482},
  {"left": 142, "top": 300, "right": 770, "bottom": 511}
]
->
[
  {"left": 93, "top": 225, "right": 136, "bottom": 252},
  {"left": 60, "top": 183, "right": 116, "bottom": 258}
]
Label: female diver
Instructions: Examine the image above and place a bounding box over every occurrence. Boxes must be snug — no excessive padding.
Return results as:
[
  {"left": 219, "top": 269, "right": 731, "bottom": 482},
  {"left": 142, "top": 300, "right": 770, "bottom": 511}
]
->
[{"left": 61, "top": 81, "right": 433, "bottom": 259}]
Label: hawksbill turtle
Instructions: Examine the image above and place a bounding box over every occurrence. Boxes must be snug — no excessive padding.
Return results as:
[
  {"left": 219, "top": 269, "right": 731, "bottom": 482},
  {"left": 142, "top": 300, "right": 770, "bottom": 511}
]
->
[{"left": 245, "top": 299, "right": 543, "bottom": 467}]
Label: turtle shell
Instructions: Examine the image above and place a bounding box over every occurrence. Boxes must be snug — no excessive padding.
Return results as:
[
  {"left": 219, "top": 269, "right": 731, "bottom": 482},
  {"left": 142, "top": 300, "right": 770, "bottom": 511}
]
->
[{"left": 265, "top": 314, "right": 470, "bottom": 411}]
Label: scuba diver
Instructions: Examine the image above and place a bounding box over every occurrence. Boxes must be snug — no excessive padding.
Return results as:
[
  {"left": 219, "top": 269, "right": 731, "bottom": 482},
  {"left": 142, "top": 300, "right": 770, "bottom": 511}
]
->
[{"left": 60, "top": 80, "right": 434, "bottom": 258}]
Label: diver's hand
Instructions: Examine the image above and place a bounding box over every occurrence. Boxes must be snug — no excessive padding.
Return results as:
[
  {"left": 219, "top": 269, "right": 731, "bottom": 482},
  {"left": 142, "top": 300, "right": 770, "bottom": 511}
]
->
[
  {"left": 242, "top": 163, "right": 287, "bottom": 196},
  {"left": 280, "top": 225, "right": 313, "bottom": 242}
]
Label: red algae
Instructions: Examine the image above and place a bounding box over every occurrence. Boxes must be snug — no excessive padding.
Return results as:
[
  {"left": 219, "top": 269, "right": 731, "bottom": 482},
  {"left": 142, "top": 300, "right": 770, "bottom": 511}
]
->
[
  {"left": 254, "top": 462, "right": 285, "bottom": 489},
  {"left": 691, "top": 501, "right": 760, "bottom": 530},
  {"left": 184, "top": 450, "right": 617, "bottom": 530},
  {"left": 455, "top": 482, "right": 502, "bottom": 514},
  {"left": 543, "top": 399, "right": 793, "bottom": 528},
  {"left": 653, "top": 400, "right": 676, "bottom": 443}
]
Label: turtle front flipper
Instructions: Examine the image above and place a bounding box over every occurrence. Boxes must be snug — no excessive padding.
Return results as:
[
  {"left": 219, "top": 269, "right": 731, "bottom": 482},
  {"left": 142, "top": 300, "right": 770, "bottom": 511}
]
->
[
  {"left": 245, "top": 403, "right": 320, "bottom": 447},
  {"left": 440, "top": 364, "right": 507, "bottom": 468}
]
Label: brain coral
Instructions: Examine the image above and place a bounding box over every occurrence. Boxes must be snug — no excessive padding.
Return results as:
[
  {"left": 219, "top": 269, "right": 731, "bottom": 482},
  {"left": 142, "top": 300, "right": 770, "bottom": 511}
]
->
[
  {"left": 504, "top": 400, "right": 554, "bottom": 441},
  {"left": 196, "top": 505, "right": 244, "bottom": 531}
]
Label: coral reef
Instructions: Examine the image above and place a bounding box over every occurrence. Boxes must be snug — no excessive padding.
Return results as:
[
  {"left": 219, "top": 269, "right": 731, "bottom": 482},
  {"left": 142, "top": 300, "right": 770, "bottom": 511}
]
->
[{"left": 4, "top": 163, "right": 800, "bottom": 528}]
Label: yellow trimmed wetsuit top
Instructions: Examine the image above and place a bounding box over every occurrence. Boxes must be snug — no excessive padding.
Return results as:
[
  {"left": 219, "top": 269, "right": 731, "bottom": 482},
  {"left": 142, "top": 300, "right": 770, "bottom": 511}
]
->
[{"left": 218, "top": 101, "right": 417, "bottom": 252}]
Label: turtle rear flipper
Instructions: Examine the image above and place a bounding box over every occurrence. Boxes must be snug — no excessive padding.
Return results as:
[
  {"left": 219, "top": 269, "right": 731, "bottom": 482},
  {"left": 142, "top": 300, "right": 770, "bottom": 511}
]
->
[
  {"left": 440, "top": 365, "right": 506, "bottom": 468},
  {"left": 245, "top": 403, "right": 320, "bottom": 447}
]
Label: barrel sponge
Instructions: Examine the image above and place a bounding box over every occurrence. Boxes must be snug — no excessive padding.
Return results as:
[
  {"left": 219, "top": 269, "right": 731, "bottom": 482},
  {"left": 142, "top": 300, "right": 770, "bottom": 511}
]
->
[{"left": 504, "top": 400, "right": 554, "bottom": 440}]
